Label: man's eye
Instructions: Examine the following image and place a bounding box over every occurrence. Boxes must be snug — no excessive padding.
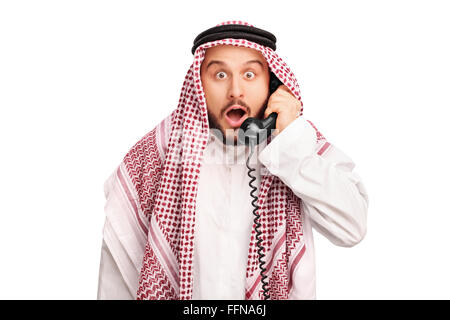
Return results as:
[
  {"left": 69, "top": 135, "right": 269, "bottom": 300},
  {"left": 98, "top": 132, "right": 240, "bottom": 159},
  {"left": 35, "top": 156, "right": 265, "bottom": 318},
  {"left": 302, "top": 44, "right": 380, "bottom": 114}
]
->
[
  {"left": 215, "top": 71, "right": 227, "bottom": 79},
  {"left": 245, "top": 71, "right": 255, "bottom": 79}
]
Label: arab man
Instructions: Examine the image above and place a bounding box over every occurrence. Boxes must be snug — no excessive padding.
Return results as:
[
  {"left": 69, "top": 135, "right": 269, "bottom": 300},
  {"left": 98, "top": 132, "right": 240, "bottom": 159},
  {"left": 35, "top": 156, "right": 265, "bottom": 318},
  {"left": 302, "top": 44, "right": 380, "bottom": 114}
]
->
[{"left": 97, "top": 21, "right": 369, "bottom": 300}]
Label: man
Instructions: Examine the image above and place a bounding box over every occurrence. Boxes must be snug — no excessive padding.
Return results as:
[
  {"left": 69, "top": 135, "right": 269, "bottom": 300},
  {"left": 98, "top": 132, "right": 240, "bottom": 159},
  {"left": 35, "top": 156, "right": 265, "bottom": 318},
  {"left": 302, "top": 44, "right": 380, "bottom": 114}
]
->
[{"left": 97, "top": 21, "right": 368, "bottom": 300}]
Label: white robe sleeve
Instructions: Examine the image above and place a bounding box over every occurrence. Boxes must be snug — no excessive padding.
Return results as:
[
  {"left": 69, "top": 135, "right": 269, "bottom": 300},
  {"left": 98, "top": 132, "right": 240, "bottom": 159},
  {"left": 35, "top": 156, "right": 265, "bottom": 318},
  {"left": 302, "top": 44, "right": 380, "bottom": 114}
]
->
[{"left": 258, "top": 117, "right": 368, "bottom": 247}]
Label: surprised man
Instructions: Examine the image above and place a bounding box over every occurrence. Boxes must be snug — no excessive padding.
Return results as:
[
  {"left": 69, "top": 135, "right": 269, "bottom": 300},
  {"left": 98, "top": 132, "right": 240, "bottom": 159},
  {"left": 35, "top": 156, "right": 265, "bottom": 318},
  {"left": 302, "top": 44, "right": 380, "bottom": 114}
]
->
[{"left": 97, "top": 21, "right": 369, "bottom": 300}]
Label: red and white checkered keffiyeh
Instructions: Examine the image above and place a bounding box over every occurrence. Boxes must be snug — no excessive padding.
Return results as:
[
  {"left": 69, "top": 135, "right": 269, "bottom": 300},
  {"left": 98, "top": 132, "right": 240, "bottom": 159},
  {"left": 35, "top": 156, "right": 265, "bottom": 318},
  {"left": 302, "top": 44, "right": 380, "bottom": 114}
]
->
[{"left": 118, "top": 21, "right": 326, "bottom": 300}]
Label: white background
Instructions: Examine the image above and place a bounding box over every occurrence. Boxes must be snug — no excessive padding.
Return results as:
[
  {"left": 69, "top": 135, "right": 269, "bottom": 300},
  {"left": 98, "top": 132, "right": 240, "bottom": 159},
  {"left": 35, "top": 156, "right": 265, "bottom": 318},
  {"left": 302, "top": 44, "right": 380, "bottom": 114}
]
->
[{"left": 1, "top": 0, "right": 449, "bottom": 299}]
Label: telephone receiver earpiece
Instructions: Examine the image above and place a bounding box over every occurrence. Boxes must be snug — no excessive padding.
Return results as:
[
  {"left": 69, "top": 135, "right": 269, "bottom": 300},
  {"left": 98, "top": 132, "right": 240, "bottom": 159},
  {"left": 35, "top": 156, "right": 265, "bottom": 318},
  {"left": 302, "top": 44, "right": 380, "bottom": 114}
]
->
[
  {"left": 238, "top": 72, "right": 283, "bottom": 145},
  {"left": 269, "top": 71, "right": 283, "bottom": 95}
]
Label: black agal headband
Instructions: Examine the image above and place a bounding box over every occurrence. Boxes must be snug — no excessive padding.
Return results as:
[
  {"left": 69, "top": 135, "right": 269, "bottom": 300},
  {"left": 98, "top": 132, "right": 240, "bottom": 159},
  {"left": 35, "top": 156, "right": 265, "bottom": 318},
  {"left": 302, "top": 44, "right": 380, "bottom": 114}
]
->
[{"left": 191, "top": 24, "right": 277, "bottom": 54}]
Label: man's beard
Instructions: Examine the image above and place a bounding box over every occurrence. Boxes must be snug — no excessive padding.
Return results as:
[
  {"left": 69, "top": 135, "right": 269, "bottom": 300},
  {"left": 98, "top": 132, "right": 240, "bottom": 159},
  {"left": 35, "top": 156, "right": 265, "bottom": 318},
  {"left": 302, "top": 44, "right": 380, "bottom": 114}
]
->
[{"left": 208, "top": 98, "right": 268, "bottom": 146}]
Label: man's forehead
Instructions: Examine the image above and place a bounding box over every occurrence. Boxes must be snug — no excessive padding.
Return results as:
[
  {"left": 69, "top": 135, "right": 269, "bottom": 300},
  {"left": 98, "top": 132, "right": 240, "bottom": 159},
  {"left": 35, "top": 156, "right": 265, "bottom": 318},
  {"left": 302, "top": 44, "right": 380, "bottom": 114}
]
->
[{"left": 202, "top": 45, "right": 268, "bottom": 67}]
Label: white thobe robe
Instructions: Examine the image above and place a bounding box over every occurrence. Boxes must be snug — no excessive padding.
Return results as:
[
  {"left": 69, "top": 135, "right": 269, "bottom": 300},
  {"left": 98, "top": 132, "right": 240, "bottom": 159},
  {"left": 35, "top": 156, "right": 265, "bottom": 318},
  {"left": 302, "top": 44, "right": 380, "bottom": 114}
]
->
[{"left": 97, "top": 117, "right": 369, "bottom": 299}]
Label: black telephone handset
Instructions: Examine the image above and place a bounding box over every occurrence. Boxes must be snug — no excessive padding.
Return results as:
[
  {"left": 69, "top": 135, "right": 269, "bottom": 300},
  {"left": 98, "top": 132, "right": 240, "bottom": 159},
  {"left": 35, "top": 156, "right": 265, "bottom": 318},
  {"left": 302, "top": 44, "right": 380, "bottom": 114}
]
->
[
  {"left": 238, "top": 72, "right": 283, "bottom": 146},
  {"left": 242, "top": 72, "right": 283, "bottom": 300}
]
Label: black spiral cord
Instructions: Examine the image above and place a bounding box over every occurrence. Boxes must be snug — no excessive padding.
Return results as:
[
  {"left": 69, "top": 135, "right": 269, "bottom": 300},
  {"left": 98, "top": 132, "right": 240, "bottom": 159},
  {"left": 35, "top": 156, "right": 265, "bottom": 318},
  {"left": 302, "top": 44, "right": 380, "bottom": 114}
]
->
[{"left": 246, "top": 143, "right": 270, "bottom": 300}]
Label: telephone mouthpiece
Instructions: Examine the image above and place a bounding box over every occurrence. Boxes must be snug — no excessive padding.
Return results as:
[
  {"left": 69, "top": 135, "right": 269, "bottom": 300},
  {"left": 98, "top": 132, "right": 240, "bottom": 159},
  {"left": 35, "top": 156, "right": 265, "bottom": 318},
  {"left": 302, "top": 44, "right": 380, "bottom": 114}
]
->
[{"left": 237, "top": 113, "right": 277, "bottom": 146}]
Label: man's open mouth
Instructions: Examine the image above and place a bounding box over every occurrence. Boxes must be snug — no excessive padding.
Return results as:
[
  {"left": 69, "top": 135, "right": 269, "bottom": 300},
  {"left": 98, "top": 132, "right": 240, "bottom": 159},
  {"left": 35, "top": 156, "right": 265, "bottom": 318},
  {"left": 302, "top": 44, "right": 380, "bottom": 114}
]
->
[{"left": 224, "top": 105, "right": 248, "bottom": 128}]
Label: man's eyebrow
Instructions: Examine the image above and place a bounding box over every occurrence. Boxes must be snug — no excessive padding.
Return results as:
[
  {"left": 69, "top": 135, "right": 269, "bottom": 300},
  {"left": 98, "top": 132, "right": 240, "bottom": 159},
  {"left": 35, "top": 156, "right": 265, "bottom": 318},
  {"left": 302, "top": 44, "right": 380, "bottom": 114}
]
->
[
  {"left": 205, "top": 60, "right": 225, "bottom": 70},
  {"left": 244, "top": 59, "right": 265, "bottom": 68}
]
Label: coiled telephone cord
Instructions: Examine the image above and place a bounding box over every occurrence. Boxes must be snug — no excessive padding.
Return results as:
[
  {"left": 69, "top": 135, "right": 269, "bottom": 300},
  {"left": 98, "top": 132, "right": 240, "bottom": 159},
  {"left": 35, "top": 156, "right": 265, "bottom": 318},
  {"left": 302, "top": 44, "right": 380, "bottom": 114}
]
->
[{"left": 246, "top": 143, "right": 270, "bottom": 300}]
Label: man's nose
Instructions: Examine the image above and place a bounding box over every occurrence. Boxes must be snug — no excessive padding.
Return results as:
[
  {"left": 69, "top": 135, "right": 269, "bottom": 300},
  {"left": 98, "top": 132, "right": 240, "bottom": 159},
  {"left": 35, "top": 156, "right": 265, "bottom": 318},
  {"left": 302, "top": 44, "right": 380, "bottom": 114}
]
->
[{"left": 228, "top": 76, "right": 244, "bottom": 99}]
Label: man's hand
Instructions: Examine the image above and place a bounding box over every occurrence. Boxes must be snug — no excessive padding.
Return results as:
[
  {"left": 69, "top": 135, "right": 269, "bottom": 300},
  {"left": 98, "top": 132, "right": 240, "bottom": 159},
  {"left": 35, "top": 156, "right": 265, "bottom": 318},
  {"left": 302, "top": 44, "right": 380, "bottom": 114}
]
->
[{"left": 264, "top": 85, "right": 301, "bottom": 135}]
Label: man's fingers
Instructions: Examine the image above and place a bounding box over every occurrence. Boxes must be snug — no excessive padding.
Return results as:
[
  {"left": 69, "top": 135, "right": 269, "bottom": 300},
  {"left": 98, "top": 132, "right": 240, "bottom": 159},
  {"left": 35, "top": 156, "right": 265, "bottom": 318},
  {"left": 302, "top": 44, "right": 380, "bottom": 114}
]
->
[{"left": 264, "top": 102, "right": 282, "bottom": 118}]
